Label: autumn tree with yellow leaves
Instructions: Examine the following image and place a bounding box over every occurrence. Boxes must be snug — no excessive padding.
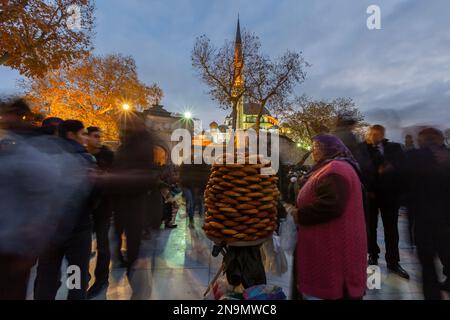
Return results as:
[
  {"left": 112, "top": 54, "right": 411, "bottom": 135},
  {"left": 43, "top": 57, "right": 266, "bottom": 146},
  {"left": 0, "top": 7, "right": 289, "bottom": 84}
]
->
[
  {"left": 23, "top": 54, "right": 163, "bottom": 140},
  {"left": 0, "top": 0, "right": 95, "bottom": 78}
]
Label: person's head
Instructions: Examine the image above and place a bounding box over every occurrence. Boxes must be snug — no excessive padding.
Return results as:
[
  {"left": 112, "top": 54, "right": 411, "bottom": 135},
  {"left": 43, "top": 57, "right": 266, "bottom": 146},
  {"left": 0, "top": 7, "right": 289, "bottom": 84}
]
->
[
  {"left": 366, "top": 125, "right": 386, "bottom": 145},
  {"left": 404, "top": 134, "right": 414, "bottom": 145},
  {"left": 87, "top": 126, "right": 102, "bottom": 150},
  {"left": 0, "top": 98, "right": 33, "bottom": 127},
  {"left": 311, "top": 134, "right": 353, "bottom": 164},
  {"left": 417, "top": 128, "right": 444, "bottom": 148},
  {"left": 58, "top": 120, "right": 87, "bottom": 146},
  {"left": 336, "top": 113, "right": 357, "bottom": 129},
  {"left": 41, "top": 117, "right": 63, "bottom": 136}
]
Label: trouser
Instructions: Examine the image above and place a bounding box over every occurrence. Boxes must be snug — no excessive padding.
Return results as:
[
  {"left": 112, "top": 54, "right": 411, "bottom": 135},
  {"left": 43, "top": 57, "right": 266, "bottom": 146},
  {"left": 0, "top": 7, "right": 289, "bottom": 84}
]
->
[
  {"left": 0, "top": 254, "right": 35, "bottom": 300},
  {"left": 193, "top": 193, "right": 204, "bottom": 216},
  {"left": 416, "top": 227, "right": 450, "bottom": 300},
  {"left": 163, "top": 201, "right": 174, "bottom": 224},
  {"left": 114, "top": 194, "right": 146, "bottom": 274},
  {"left": 183, "top": 188, "right": 194, "bottom": 219},
  {"left": 113, "top": 211, "right": 125, "bottom": 262},
  {"left": 34, "top": 229, "right": 92, "bottom": 300},
  {"left": 91, "top": 216, "right": 111, "bottom": 285},
  {"left": 367, "top": 197, "right": 400, "bottom": 264},
  {"left": 115, "top": 194, "right": 151, "bottom": 299}
]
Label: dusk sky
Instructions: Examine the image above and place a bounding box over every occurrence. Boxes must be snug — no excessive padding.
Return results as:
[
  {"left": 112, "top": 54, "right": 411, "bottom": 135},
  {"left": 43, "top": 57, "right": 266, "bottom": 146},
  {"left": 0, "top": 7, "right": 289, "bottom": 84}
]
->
[{"left": 1, "top": 0, "right": 449, "bottom": 140}]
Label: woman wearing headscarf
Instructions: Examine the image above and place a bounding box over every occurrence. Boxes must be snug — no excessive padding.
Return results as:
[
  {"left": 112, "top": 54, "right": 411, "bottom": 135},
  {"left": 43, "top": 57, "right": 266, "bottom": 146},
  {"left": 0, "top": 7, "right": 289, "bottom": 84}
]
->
[{"left": 294, "top": 134, "right": 367, "bottom": 300}]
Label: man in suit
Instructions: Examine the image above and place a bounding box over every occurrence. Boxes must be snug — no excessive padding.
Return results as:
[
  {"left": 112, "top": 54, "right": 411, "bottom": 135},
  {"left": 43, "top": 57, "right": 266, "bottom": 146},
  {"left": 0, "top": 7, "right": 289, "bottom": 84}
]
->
[{"left": 362, "top": 125, "right": 410, "bottom": 279}]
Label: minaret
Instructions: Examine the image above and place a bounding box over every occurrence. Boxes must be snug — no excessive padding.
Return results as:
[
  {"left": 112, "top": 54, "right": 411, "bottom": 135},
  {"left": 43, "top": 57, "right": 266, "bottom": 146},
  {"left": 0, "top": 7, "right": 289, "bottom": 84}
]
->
[{"left": 232, "top": 15, "right": 245, "bottom": 130}]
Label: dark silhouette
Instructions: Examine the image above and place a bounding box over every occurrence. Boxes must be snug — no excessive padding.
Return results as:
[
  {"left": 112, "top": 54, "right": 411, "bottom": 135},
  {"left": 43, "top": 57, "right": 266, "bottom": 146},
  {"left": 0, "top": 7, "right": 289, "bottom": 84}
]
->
[
  {"left": 85, "top": 126, "right": 115, "bottom": 299},
  {"left": 403, "top": 128, "right": 450, "bottom": 299},
  {"left": 34, "top": 120, "right": 96, "bottom": 300},
  {"left": 361, "top": 125, "right": 409, "bottom": 279}
]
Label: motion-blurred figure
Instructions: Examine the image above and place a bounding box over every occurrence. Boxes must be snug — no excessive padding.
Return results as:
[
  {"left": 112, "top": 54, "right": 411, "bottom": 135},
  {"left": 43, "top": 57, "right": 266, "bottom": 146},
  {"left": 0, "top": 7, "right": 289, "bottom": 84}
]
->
[
  {"left": 111, "top": 116, "right": 160, "bottom": 299},
  {"left": 85, "top": 127, "right": 115, "bottom": 299},
  {"left": 159, "top": 165, "right": 178, "bottom": 229},
  {"left": 404, "top": 128, "right": 450, "bottom": 299},
  {"left": 362, "top": 125, "right": 409, "bottom": 279},
  {"left": 403, "top": 134, "right": 416, "bottom": 151},
  {"left": 34, "top": 120, "right": 96, "bottom": 300},
  {"left": 334, "top": 114, "right": 376, "bottom": 191},
  {"left": 0, "top": 99, "right": 62, "bottom": 299}
]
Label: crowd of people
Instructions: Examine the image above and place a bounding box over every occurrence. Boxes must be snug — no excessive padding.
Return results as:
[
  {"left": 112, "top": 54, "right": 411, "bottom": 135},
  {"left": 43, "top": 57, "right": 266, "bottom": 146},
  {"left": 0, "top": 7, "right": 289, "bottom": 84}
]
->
[
  {"left": 289, "top": 117, "right": 450, "bottom": 300},
  {"left": 0, "top": 98, "right": 185, "bottom": 300},
  {"left": 1, "top": 97, "right": 449, "bottom": 301}
]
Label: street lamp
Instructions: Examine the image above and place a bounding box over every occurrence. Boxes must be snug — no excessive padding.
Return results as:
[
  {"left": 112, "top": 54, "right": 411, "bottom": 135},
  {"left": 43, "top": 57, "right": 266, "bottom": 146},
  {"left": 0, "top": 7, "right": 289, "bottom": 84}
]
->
[
  {"left": 184, "top": 111, "right": 192, "bottom": 119},
  {"left": 122, "top": 103, "right": 131, "bottom": 111}
]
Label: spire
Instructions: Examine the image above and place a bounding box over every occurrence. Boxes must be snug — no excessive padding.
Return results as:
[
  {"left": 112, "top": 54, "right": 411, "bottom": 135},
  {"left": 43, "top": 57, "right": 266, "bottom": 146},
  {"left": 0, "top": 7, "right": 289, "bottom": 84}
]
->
[{"left": 235, "top": 14, "right": 242, "bottom": 44}]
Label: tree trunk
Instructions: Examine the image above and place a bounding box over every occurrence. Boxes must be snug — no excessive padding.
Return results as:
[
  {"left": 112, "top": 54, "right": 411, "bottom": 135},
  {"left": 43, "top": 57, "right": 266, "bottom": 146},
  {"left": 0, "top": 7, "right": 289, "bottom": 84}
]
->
[
  {"left": 255, "top": 101, "right": 266, "bottom": 135},
  {"left": 0, "top": 52, "right": 11, "bottom": 65}
]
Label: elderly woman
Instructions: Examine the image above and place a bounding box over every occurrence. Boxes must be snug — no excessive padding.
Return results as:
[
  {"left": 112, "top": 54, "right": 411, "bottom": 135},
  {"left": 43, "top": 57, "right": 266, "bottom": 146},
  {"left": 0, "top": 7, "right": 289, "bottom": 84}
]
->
[{"left": 294, "top": 134, "right": 367, "bottom": 300}]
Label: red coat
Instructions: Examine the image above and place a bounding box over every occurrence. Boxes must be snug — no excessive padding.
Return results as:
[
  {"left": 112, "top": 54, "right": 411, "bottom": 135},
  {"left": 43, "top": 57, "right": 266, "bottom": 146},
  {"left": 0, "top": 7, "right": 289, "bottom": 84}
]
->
[{"left": 296, "top": 160, "right": 367, "bottom": 299}]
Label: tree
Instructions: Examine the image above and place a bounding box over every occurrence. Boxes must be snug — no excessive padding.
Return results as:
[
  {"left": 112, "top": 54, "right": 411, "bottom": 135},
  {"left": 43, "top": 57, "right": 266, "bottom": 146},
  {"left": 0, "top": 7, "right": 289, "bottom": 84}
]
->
[
  {"left": 246, "top": 51, "right": 308, "bottom": 132},
  {"left": 191, "top": 32, "right": 260, "bottom": 130},
  {"left": 0, "top": 0, "right": 95, "bottom": 78},
  {"left": 23, "top": 54, "right": 163, "bottom": 140},
  {"left": 282, "top": 95, "right": 364, "bottom": 148}
]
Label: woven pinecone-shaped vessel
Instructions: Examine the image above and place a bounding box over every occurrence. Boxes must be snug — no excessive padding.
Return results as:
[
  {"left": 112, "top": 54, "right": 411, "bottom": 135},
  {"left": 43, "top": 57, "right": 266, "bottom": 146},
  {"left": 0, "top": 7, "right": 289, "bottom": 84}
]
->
[{"left": 202, "top": 154, "right": 280, "bottom": 244}]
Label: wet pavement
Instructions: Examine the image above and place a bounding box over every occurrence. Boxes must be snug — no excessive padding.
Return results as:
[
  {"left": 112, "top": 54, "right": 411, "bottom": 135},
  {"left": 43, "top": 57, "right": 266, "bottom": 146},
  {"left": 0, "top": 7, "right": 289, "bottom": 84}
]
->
[{"left": 26, "top": 207, "right": 449, "bottom": 300}]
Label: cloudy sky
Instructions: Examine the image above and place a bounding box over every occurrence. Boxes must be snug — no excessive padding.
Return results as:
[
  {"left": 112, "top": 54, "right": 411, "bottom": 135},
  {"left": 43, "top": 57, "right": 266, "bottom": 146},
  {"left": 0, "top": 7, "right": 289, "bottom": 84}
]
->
[{"left": 1, "top": 0, "right": 449, "bottom": 140}]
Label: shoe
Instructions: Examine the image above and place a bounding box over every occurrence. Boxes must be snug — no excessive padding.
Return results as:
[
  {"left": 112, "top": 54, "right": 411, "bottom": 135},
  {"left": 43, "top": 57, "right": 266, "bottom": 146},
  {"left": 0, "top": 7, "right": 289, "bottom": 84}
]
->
[
  {"left": 165, "top": 223, "right": 177, "bottom": 229},
  {"left": 440, "top": 279, "right": 450, "bottom": 293},
  {"left": 87, "top": 281, "right": 109, "bottom": 299},
  {"left": 368, "top": 256, "right": 378, "bottom": 266},
  {"left": 387, "top": 264, "right": 410, "bottom": 280}
]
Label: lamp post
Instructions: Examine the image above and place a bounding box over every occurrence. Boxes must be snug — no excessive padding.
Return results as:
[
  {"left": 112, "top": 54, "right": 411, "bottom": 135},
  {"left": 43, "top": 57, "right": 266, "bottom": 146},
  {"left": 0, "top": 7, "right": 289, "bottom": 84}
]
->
[
  {"left": 121, "top": 103, "right": 132, "bottom": 135},
  {"left": 183, "top": 111, "right": 192, "bottom": 120}
]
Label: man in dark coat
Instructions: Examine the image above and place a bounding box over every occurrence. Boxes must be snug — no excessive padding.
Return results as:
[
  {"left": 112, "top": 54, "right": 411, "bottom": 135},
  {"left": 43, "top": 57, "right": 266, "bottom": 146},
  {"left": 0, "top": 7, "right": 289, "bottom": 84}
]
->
[
  {"left": 361, "top": 124, "right": 409, "bottom": 279},
  {"left": 403, "top": 128, "right": 450, "bottom": 299},
  {"left": 85, "top": 127, "right": 115, "bottom": 298},
  {"left": 34, "top": 120, "right": 96, "bottom": 300}
]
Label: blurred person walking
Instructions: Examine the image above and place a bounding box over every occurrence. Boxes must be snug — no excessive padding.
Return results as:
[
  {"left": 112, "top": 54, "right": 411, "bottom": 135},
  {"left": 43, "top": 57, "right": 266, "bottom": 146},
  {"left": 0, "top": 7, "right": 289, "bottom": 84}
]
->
[
  {"left": 34, "top": 120, "right": 97, "bottom": 300},
  {"left": 85, "top": 127, "right": 115, "bottom": 299},
  {"left": 0, "top": 100, "right": 62, "bottom": 300},
  {"left": 334, "top": 114, "right": 376, "bottom": 190},
  {"left": 110, "top": 116, "right": 160, "bottom": 299},
  {"left": 293, "top": 134, "right": 367, "bottom": 300},
  {"left": 159, "top": 165, "right": 178, "bottom": 229},
  {"left": 403, "top": 128, "right": 450, "bottom": 299},
  {"left": 403, "top": 134, "right": 416, "bottom": 151},
  {"left": 362, "top": 125, "right": 409, "bottom": 279}
]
